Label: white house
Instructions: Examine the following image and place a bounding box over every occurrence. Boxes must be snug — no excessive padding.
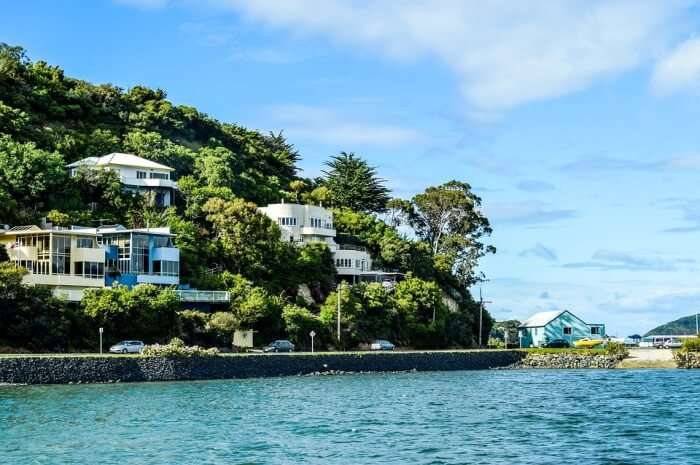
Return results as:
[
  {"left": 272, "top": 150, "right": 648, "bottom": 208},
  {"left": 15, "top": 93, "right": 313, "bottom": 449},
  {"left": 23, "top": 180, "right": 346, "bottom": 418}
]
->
[
  {"left": 67, "top": 153, "right": 177, "bottom": 207},
  {"left": 259, "top": 201, "right": 373, "bottom": 281}
]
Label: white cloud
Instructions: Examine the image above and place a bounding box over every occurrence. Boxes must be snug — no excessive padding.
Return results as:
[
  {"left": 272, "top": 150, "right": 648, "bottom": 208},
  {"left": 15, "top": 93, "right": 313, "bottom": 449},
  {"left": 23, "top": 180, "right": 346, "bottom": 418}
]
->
[
  {"left": 652, "top": 37, "right": 700, "bottom": 94},
  {"left": 212, "top": 0, "right": 684, "bottom": 114},
  {"left": 263, "top": 104, "right": 423, "bottom": 146}
]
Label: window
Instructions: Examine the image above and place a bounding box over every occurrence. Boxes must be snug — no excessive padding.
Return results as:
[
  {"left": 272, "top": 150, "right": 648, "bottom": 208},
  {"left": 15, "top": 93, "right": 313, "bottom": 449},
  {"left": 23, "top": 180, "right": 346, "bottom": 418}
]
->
[
  {"left": 153, "top": 260, "right": 179, "bottom": 276},
  {"left": 153, "top": 236, "right": 172, "bottom": 248},
  {"left": 74, "top": 262, "right": 104, "bottom": 278},
  {"left": 137, "top": 171, "right": 148, "bottom": 179},
  {"left": 563, "top": 327, "right": 572, "bottom": 335},
  {"left": 591, "top": 326, "right": 601, "bottom": 335},
  {"left": 51, "top": 235, "right": 71, "bottom": 275},
  {"left": 149, "top": 172, "right": 169, "bottom": 180},
  {"left": 76, "top": 238, "right": 94, "bottom": 248},
  {"left": 534, "top": 328, "right": 538, "bottom": 336},
  {"left": 131, "top": 235, "right": 149, "bottom": 273}
]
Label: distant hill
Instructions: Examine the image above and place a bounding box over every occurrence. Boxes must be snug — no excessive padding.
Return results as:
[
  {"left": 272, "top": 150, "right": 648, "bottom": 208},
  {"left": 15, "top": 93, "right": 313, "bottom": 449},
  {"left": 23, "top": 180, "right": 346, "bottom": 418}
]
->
[{"left": 645, "top": 315, "right": 699, "bottom": 336}]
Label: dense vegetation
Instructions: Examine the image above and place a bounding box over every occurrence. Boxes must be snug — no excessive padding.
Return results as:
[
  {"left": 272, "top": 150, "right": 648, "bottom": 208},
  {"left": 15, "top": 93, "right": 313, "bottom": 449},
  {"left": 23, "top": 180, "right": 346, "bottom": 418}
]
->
[
  {"left": 645, "top": 315, "right": 700, "bottom": 337},
  {"left": 0, "top": 43, "right": 496, "bottom": 352}
]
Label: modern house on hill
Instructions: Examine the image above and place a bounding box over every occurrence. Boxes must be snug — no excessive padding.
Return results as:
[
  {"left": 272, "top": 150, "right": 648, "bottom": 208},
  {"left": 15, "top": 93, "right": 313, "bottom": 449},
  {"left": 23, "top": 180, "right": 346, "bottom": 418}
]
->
[
  {"left": 67, "top": 153, "right": 177, "bottom": 207},
  {"left": 518, "top": 310, "right": 605, "bottom": 348},
  {"left": 0, "top": 224, "right": 227, "bottom": 304},
  {"left": 259, "top": 201, "right": 377, "bottom": 283}
]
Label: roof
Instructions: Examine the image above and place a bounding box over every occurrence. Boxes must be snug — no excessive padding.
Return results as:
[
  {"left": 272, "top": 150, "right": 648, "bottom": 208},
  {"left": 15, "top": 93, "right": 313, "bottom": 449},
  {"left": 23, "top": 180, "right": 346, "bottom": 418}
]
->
[
  {"left": 519, "top": 311, "right": 564, "bottom": 328},
  {"left": 66, "top": 153, "right": 174, "bottom": 171}
]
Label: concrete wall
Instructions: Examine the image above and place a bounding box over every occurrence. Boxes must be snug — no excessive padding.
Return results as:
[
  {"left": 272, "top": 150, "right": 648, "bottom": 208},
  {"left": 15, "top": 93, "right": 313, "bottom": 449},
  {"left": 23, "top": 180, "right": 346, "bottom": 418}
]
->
[{"left": 0, "top": 350, "right": 525, "bottom": 385}]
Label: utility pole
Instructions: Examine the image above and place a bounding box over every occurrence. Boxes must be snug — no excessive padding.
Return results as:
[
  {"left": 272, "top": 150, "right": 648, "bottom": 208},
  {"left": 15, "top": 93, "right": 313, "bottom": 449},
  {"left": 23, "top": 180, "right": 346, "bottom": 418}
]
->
[
  {"left": 479, "top": 288, "right": 492, "bottom": 349},
  {"left": 337, "top": 281, "right": 342, "bottom": 346},
  {"left": 696, "top": 312, "right": 699, "bottom": 336}
]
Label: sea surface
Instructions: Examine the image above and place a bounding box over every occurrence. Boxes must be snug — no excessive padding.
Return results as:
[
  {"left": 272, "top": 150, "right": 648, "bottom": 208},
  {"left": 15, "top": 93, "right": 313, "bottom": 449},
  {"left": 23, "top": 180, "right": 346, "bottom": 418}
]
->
[{"left": 1, "top": 369, "right": 699, "bottom": 464}]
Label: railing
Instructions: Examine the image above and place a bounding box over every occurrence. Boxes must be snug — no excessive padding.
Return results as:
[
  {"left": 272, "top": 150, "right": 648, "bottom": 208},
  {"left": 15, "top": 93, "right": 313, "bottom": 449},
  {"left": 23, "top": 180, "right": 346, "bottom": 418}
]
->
[
  {"left": 337, "top": 244, "right": 368, "bottom": 252},
  {"left": 175, "top": 290, "right": 231, "bottom": 303}
]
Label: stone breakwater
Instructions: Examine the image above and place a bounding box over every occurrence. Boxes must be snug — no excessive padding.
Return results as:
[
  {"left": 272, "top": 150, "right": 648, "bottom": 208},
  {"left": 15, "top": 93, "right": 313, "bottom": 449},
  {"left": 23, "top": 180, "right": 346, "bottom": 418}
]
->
[
  {"left": 674, "top": 351, "right": 700, "bottom": 368},
  {"left": 512, "top": 353, "right": 623, "bottom": 369},
  {"left": 0, "top": 350, "right": 526, "bottom": 385}
]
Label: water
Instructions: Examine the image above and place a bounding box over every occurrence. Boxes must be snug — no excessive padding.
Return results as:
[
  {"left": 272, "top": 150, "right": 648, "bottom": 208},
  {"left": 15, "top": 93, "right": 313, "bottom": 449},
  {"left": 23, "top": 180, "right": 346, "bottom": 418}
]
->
[{"left": 1, "top": 369, "right": 700, "bottom": 464}]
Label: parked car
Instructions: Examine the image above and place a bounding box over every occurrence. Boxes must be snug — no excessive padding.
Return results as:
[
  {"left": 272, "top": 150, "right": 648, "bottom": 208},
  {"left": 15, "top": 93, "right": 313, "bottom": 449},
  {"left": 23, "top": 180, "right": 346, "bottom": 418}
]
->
[
  {"left": 543, "top": 339, "right": 570, "bottom": 348},
  {"left": 264, "top": 340, "right": 295, "bottom": 353},
  {"left": 663, "top": 338, "right": 683, "bottom": 349},
  {"left": 574, "top": 338, "right": 604, "bottom": 349},
  {"left": 109, "top": 340, "right": 144, "bottom": 354},
  {"left": 370, "top": 340, "right": 396, "bottom": 351}
]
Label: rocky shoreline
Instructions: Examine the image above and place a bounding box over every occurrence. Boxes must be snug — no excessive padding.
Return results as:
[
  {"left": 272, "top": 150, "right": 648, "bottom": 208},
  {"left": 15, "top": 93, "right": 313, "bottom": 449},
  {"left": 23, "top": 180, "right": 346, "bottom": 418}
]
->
[
  {"left": 674, "top": 351, "right": 700, "bottom": 368},
  {"left": 510, "top": 353, "right": 624, "bottom": 369}
]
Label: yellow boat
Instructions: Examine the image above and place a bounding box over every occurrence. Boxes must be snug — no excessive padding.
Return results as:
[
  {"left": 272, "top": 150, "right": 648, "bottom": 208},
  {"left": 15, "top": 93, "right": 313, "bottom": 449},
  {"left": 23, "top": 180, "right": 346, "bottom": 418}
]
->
[{"left": 574, "top": 338, "right": 604, "bottom": 349}]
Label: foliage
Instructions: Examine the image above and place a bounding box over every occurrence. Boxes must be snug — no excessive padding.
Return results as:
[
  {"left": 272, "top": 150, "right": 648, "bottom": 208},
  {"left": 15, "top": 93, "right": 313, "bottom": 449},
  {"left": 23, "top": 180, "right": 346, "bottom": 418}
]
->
[
  {"left": 680, "top": 337, "right": 700, "bottom": 353},
  {"left": 603, "top": 341, "right": 629, "bottom": 358},
  {"left": 321, "top": 152, "right": 390, "bottom": 213},
  {"left": 223, "top": 273, "right": 285, "bottom": 343},
  {"left": 206, "top": 312, "right": 237, "bottom": 345},
  {"left": 282, "top": 304, "right": 323, "bottom": 349},
  {"left": 141, "top": 337, "right": 219, "bottom": 357},
  {"left": 490, "top": 320, "right": 521, "bottom": 344},
  {"left": 81, "top": 285, "right": 179, "bottom": 344},
  {"left": 0, "top": 263, "right": 83, "bottom": 351}
]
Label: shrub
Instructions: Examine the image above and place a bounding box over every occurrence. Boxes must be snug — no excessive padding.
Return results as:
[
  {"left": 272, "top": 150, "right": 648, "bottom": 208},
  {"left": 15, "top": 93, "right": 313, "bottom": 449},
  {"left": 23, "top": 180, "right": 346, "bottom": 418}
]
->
[
  {"left": 141, "top": 337, "right": 219, "bottom": 357},
  {"left": 681, "top": 337, "right": 700, "bottom": 353},
  {"left": 603, "top": 341, "right": 629, "bottom": 358}
]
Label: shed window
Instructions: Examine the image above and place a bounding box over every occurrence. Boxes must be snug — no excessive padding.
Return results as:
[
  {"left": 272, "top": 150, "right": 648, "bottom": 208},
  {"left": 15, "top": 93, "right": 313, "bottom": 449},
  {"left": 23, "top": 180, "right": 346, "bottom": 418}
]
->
[
  {"left": 563, "top": 326, "right": 572, "bottom": 335},
  {"left": 591, "top": 326, "right": 601, "bottom": 335},
  {"left": 534, "top": 328, "right": 538, "bottom": 336}
]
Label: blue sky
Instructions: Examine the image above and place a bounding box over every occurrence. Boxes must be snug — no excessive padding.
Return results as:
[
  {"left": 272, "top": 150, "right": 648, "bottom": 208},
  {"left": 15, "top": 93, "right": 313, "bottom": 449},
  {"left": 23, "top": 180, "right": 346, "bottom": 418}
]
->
[{"left": 5, "top": 0, "right": 700, "bottom": 335}]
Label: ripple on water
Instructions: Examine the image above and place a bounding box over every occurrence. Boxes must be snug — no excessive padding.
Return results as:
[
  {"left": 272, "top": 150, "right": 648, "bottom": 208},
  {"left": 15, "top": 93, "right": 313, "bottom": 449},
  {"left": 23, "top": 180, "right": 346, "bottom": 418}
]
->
[{"left": 3, "top": 370, "right": 700, "bottom": 464}]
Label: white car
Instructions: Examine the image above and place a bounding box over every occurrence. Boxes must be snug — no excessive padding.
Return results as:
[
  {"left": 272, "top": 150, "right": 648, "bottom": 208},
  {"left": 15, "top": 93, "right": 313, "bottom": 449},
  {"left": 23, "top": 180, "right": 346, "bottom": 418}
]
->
[
  {"left": 663, "top": 339, "right": 683, "bottom": 349},
  {"left": 109, "top": 340, "right": 145, "bottom": 354}
]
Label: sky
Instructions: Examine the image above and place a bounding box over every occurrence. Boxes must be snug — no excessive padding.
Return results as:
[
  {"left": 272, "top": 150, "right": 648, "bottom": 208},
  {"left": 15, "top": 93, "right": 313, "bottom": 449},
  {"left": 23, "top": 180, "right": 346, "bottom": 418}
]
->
[{"left": 4, "top": 0, "right": 700, "bottom": 336}]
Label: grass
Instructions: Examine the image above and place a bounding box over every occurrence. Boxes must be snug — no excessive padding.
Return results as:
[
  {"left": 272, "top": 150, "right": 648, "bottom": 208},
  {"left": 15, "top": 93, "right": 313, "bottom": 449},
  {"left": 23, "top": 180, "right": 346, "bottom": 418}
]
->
[{"left": 524, "top": 348, "right": 607, "bottom": 356}]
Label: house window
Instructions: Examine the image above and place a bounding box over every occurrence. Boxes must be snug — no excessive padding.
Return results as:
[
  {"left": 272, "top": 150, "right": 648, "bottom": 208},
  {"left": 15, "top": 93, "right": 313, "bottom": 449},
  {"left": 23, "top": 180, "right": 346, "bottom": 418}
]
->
[
  {"left": 76, "top": 238, "right": 94, "bottom": 248},
  {"left": 563, "top": 327, "right": 572, "bottom": 335},
  {"left": 131, "top": 235, "right": 150, "bottom": 273},
  {"left": 534, "top": 328, "right": 538, "bottom": 336},
  {"left": 51, "top": 235, "right": 71, "bottom": 275},
  {"left": 149, "top": 172, "right": 169, "bottom": 180},
  {"left": 591, "top": 326, "right": 601, "bottom": 335},
  {"left": 137, "top": 171, "right": 148, "bottom": 179}
]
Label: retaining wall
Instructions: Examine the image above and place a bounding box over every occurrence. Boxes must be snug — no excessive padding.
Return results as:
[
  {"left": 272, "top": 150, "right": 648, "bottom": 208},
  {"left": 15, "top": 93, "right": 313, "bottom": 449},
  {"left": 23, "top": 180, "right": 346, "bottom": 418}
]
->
[{"left": 0, "top": 350, "right": 526, "bottom": 385}]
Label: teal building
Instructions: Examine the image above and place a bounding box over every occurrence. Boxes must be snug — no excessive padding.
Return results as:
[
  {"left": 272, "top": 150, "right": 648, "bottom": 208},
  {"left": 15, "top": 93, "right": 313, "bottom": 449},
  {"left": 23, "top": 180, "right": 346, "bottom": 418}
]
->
[{"left": 518, "top": 310, "right": 605, "bottom": 348}]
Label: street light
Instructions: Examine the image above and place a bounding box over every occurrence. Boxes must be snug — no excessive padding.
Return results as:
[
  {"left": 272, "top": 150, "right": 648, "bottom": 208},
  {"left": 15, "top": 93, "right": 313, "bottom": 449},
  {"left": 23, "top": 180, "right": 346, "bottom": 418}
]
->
[{"left": 99, "top": 327, "right": 104, "bottom": 355}]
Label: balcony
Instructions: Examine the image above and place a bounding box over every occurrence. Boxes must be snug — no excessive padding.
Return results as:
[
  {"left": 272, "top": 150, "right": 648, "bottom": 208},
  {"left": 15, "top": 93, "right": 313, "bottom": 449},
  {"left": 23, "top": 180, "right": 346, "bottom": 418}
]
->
[
  {"left": 175, "top": 290, "right": 231, "bottom": 303},
  {"left": 122, "top": 178, "right": 178, "bottom": 189},
  {"left": 301, "top": 226, "right": 336, "bottom": 237},
  {"left": 137, "top": 273, "right": 179, "bottom": 286},
  {"left": 8, "top": 246, "right": 37, "bottom": 261}
]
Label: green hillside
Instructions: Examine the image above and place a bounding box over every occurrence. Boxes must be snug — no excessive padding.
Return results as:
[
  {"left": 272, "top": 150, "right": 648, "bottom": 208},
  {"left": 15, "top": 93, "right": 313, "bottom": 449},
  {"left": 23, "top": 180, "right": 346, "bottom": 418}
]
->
[
  {"left": 645, "top": 315, "right": 699, "bottom": 336},
  {"left": 0, "top": 43, "right": 495, "bottom": 352}
]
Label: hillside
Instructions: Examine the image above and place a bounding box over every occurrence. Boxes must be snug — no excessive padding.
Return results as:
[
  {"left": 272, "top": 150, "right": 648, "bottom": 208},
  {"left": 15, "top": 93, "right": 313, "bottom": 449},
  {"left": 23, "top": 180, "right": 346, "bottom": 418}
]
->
[
  {"left": 0, "top": 43, "right": 495, "bottom": 353},
  {"left": 645, "top": 315, "right": 699, "bottom": 336}
]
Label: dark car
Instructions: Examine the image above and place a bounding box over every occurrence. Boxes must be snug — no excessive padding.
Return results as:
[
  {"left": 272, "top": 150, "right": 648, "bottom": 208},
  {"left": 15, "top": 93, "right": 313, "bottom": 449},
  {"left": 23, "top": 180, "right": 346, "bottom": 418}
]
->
[
  {"left": 264, "top": 340, "right": 295, "bottom": 353},
  {"left": 543, "top": 339, "right": 570, "bottom": 348}
]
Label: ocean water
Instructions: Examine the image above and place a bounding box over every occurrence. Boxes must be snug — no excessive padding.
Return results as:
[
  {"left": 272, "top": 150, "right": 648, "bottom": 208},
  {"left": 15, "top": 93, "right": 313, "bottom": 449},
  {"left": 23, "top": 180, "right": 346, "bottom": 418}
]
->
[{"left": 1, "top": 369, "right": 700, "bottom": 464}]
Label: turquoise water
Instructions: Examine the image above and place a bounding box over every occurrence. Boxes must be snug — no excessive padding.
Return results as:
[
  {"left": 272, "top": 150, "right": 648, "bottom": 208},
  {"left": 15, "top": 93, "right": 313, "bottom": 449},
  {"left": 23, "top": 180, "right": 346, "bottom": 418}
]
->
[{"left": 2, "top": 369, "right": 700, "bottom": 464}]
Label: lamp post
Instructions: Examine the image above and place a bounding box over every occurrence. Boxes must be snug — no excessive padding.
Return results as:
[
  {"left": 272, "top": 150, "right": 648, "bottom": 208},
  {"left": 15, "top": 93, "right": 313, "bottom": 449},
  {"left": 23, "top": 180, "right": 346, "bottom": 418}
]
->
[
  {"left": 99, "top": 327, "right": 104, "bottom": 355},
  {"left": 696, "top": 312, "right": 699, "bottom": 336},
  {"left": 337, "top": 282, "right": 342, "bottom": 347}
]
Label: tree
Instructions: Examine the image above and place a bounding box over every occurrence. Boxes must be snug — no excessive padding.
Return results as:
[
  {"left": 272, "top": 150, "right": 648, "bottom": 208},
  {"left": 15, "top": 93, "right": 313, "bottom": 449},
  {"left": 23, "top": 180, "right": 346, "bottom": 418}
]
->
[
  {"left": 0, "top": 135, "right": 66, "bottom": 222},
  {"left": 321, "top": 152, "right": 390, "bottom": 213},
  {"left": 206, "top": 312, "right": 237, "bottom": 346},
  {"left": 282, "top": 304, "right": 323, "bottom": 349},
  {"left": 286, "top": 180, "right": 307, "bottom": 203},
  {"left": 81, "top": 285, "right": 180, "bottom": 344},
  {"left": 391, "top": 276, "right": 448, "bottom": 348},
  {"left": 407, "top": 181, "right": 495, "bottom": 286},
  {"left": 203, "top": 197, "right": 284, "bottom": 280}
]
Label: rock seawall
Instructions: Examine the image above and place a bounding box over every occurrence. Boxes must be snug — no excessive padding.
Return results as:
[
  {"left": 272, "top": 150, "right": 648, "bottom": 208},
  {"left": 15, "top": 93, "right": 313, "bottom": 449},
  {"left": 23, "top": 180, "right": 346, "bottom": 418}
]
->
[
  {"left": 0, "top": 350, "right": 526, "bottom": 385},
  {"left": 513, "top": 353, "right": 623, "bottom": 369}
]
